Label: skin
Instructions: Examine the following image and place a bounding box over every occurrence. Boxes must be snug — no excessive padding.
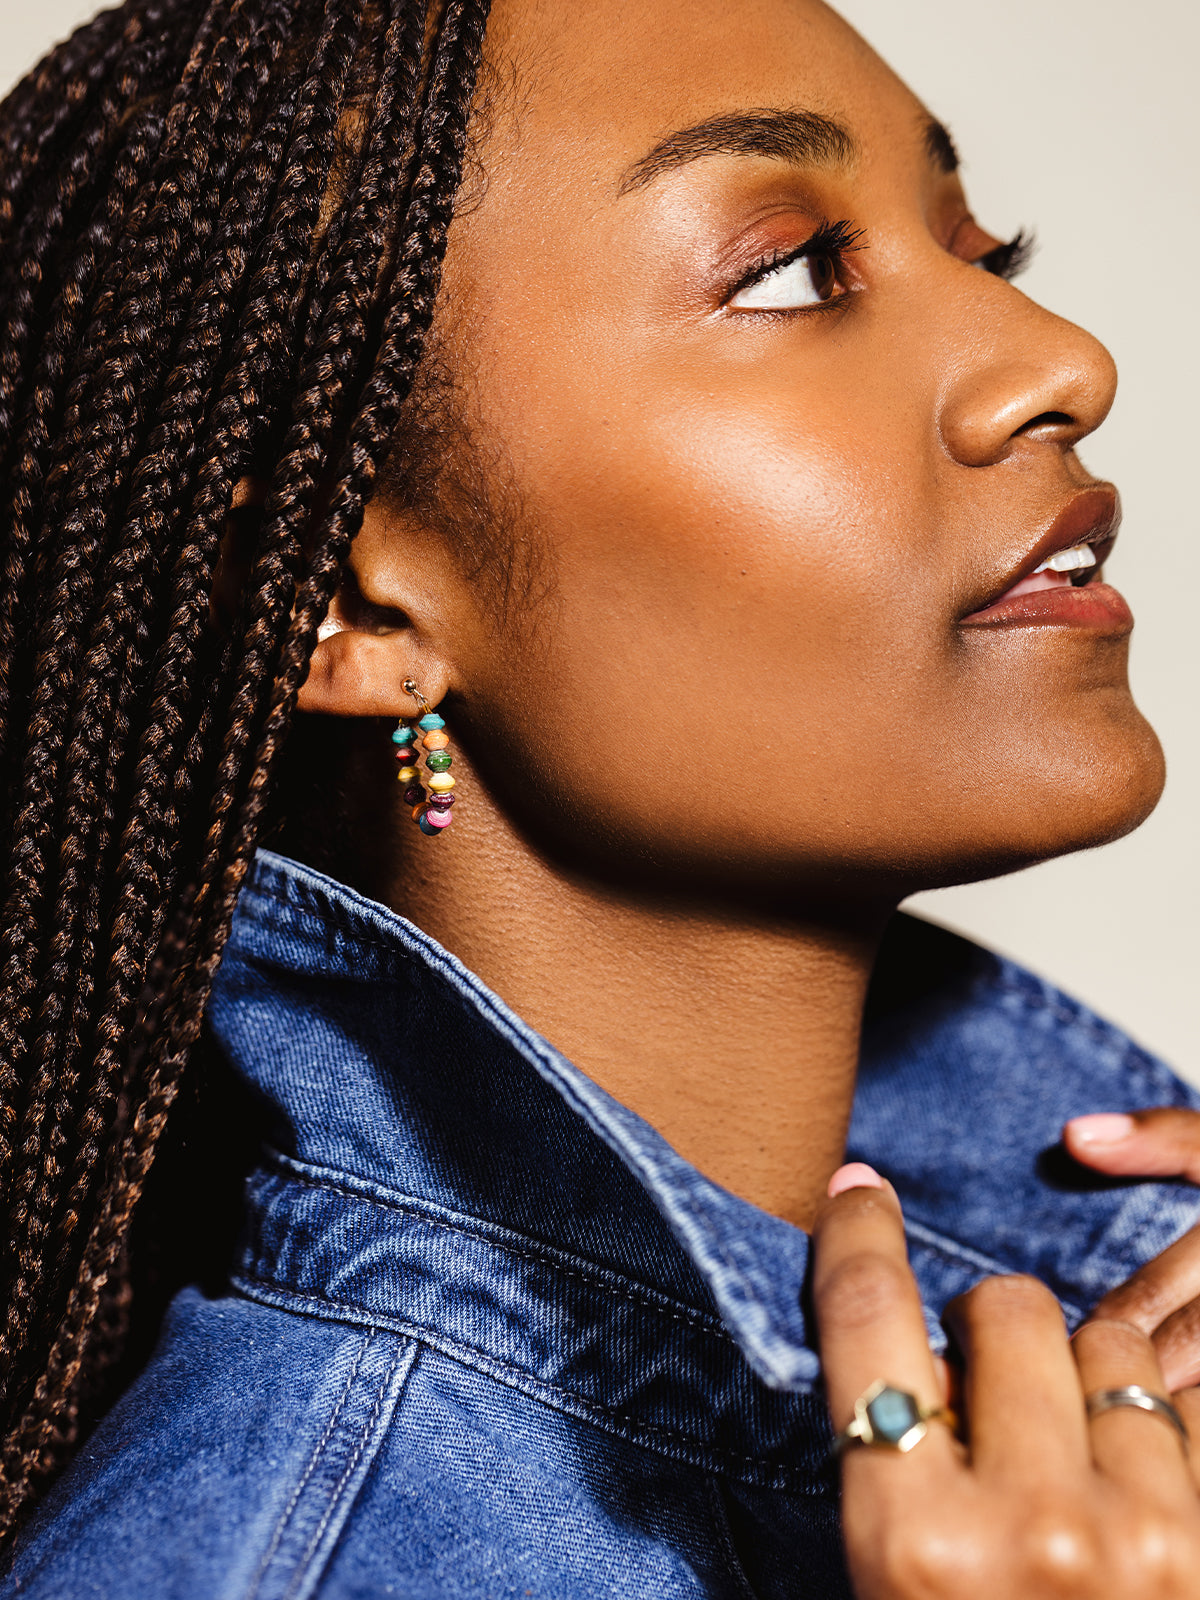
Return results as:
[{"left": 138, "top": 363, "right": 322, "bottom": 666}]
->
[
  {"left": 280, "top": 0, "right": 1200, "bottom": 1587},
  {"left": 295, "top": 0, "right": 1161, "bottom": 1228},
  {"left": 816, "top": 1166, "right": 1200, "bottom": 1599}
]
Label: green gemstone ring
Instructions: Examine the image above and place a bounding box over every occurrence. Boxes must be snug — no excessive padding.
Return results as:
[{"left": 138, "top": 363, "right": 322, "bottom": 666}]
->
[{"left": 832, "top": 1380, "right": 957, "bottom": 1456}]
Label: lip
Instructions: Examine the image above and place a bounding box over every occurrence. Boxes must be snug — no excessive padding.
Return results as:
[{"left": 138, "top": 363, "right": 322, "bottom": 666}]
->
[
  {"left": 961, "top": 580, "right": 1133, "bottom": 631},
  {"left": 960, "top": 485, "right": 1125, "bottom": 629}
]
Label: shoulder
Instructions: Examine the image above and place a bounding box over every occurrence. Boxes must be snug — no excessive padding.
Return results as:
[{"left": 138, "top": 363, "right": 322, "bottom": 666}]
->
[
  {"left": 5, "top": 1289, "right": 414, "bottom": 1600},
  {"left": 853, "top": 914, "right": 1200, "bottom": 1321}
]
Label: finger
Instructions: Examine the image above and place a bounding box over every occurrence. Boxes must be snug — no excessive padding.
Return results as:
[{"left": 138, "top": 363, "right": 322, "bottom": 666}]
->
[
  {"left": 1065, "top": 1108, "right": 1200, "bottom": 1183},
  {"left": 943, "top": 1275, "right": 1090, "bottom": 1484},
  {"left": 1072, "top": 1319, "right": 1193, "bottom": 1501},
  {"left": 1090, "top": 1225, "right": 1200, "bottom": 1342},
  {"left": 813, "top": 1165, "right": 956, "bottom": 1472},
  {"left": 1150, "top": 1297, "right": 1200, "bottom": 1392},
  {"left": 1171, "top": 1389, "right": 1200, "bottom": 1494}
]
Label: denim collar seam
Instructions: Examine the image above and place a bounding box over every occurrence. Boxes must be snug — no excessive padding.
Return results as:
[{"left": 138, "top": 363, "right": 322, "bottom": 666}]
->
[
  {"left": 988, "top": 967, "right": 1171, "bottom": 1077},
  {"left": 242, "top": 854, "right": 772, "bottom": 1328},
  {"left": 255, "top": 1154, "right": 737, "bottom": 1345},
  {"left": 231, "top": 1272, "right": 826, "bottom": 1491},
  {"left": 902, "top": 1215, "right": 1085, "bottom": 1322}
]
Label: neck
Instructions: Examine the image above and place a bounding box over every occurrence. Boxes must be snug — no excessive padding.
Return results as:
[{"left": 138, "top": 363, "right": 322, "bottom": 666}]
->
[{"left": 276, "top": 733, "right": 891, "bottom": 1232}]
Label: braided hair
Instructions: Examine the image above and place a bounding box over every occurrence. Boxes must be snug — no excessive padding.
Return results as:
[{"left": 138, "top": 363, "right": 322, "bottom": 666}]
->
[{"left": 0, "top": 0, "right": 492, "bottom": 1537}]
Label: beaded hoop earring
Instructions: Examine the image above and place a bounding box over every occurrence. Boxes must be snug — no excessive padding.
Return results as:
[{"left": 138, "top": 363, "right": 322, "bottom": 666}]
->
[{"left": 392, "top": 679, "right": 456, "bottom": 836}]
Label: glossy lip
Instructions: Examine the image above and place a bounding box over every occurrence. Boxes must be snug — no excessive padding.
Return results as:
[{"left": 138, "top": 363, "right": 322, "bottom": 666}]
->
[
  {"left": 960, "top": 485, "right": 1122, "bottom": 626},
  {"left": 962, "top": 581, "right": 1133, "bottom": 631}
]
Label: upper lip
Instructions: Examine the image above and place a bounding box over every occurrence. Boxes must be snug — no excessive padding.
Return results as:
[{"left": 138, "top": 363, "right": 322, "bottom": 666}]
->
[{"left": 963, "top": 485, "right": 1121, "bottom": 618}]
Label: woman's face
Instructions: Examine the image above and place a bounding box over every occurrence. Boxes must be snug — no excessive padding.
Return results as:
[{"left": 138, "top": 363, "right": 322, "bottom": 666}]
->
[{"left": 402, "top": 0, "right": 1164, "bottom": 896}]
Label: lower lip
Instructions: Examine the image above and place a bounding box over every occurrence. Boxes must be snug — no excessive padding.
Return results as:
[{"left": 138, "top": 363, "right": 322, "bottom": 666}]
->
[{"left": 960, "top": 581, "right": 1133, "bottom": 632}]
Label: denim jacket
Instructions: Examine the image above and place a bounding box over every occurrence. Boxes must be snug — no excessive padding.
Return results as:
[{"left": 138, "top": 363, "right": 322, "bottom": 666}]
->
[{"left": 8, "top": 850, "right": 1200, "bottom": 1599}]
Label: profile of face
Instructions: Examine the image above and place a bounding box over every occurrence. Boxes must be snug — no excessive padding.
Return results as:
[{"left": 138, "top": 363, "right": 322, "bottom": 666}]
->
[{"left": 299, "top": 0, "right": 1164, "bottom": 905}]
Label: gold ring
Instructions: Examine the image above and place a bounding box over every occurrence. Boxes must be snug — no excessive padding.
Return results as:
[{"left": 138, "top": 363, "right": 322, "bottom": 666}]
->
[
  {"left": 1086, "top": 1385, "right": 1189, "bottom": 1453},
  {"left": 833, "top": 1379, "right": 957, "bottom": 1456}
]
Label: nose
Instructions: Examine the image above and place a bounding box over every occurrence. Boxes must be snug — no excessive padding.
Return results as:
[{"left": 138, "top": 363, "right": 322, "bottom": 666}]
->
[{"left": 939, "top": 289, "right": 1118, "bottom": 469}]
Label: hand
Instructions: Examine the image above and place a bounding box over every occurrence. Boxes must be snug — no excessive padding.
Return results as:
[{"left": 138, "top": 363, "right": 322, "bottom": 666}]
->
[
  {"left": 1066, "top": 1111, "right": 1200, "bottom": 1396},
  {"left": 814, "top": 1163, "right": 1200, "bottom": 1598}
]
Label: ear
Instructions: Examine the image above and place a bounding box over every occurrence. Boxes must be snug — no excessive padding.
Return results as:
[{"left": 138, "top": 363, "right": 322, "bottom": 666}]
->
[{"left": 297, "top": 494, "right": 463, "bottom": 719}]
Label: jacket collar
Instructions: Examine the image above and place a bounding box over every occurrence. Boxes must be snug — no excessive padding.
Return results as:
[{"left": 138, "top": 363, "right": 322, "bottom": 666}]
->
[{"left": 209, "top": 850, "right": 1200, "bottom": 1393}]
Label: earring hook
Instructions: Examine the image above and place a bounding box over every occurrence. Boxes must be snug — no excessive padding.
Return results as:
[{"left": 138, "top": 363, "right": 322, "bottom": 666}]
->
[{"left": 403, "top": 678, "right": 432, "bottom": 718}]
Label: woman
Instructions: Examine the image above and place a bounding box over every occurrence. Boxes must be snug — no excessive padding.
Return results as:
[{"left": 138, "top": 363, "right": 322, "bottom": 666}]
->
[{"left": 4, "top": 0, "right": 1200, "bottom": 1592}]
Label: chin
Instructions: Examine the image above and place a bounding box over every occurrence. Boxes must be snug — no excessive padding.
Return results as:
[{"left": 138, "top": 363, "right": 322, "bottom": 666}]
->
[{"left": 925, "top": 706, "right": 1167, "bottom": 891}]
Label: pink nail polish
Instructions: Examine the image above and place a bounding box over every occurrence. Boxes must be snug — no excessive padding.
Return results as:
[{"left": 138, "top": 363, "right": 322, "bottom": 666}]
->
[
  {"left": 827, "top": 1162, "right": 885, "bottom": 1198},
  {"left": 1068, "top": 1113, "right": 1136, "bottom": 1146}
]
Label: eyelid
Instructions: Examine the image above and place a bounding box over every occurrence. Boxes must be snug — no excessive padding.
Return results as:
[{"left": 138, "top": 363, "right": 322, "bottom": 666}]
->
[{"left": 724, "top": 218, "right": 866, "bottom": 303}]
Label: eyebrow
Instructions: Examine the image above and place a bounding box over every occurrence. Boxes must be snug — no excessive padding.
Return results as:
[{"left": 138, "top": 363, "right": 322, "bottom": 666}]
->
[{"left": 618, "top": 108, "right": 857, "bottom": 196}]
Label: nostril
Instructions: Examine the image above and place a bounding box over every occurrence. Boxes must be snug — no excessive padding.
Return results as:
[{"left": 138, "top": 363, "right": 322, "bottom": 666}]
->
[{"left": 1015, "top": 410, "right": 1075, "bottom": 437}]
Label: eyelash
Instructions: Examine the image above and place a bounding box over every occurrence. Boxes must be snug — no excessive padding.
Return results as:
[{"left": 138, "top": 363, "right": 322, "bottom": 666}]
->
[
  {"left": 976, "top": 228, "right": 1036, "bottom": 280},
  {"left": 726, "top": 220, "right": 1035, "bottom": 311},
  {"left": 727, "top": 218, "right": 866, "bottom": 305}
]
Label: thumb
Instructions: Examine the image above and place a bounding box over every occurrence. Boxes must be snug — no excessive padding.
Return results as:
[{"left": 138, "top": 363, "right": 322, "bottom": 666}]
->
[{"left": 1064, "top": 1108, "right": 1200, "bottom": 1184}]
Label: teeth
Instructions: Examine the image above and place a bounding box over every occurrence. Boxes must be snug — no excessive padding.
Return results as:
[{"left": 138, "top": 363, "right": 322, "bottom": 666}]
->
[{"left": 1034, "top": 543, "right": 1097, "bottom": 575}]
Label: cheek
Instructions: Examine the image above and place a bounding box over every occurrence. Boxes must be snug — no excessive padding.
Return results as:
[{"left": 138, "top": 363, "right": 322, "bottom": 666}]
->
[
  {"left": 469, "top": 379, "right": 963, "bottom": 862},
  {"left": 461, "top": 348, "right": 1161, "bottom": 888}
]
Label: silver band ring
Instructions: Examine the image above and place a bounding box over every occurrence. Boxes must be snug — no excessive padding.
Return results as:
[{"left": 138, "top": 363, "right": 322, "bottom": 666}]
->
[
  {"left": 833, "top": 1380, "right": 957, "bottom": 1456},
  {"left": 1086, "top": 1385, "right": 1190, "bottom": 1453}
]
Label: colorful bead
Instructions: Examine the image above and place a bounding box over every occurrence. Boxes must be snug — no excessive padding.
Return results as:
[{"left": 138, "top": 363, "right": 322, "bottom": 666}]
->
[{"left": 396, "top": 701, "right": 457, "bottom": 835}]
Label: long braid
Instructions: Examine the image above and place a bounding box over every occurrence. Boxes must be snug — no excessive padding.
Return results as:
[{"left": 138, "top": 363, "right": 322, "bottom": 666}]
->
[
  {"left": 0, "top": 21, "right": 198, "bottom": 1195},
  {"left": 0, "top": 2, "right": 149, "bottom": 255},
  {"left": 0, "top": 8, "right": 194, "bottom": 772},
  {"left": 0, "top": 2, "right": 301, "bottom": 1393},
  {"left": 0, "top": 0, "right": 342, "bottom": 1432},
  {"left": 0, "top": 0, "right": 494, "bottom": 1533},
  {"left": 0, "top": 4, "right": 274, "bottom": 1328}
]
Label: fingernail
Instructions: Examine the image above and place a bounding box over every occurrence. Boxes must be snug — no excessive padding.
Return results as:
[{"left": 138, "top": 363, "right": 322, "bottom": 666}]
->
[
  {"left": 1067, "top": 1113, "right": 1136, "bottom": 1146},
  {"left": 827, "top": 1162, "right": 885, "bottom": 1198}
]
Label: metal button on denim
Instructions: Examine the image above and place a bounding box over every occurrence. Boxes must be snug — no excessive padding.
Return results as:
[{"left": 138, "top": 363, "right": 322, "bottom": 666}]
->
[{"left": 8, "top": 850, "right": 1200, "bottom": 1600}]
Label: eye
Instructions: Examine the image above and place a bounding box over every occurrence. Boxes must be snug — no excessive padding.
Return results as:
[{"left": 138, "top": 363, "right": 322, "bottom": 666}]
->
[
  {"left": 726, "top": 220, "right": 864, "bottom": 314},
  {"left": 731, "top": 248, "right": 840, "bottom": 310}
]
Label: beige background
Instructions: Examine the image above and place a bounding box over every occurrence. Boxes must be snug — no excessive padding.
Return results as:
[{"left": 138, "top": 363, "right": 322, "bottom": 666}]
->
[{"left": 3, "top": 2, "right": 1198, "bottom": 1081}]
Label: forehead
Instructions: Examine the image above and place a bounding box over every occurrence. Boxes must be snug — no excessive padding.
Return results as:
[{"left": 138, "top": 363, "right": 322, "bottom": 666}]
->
[{"left": 478, "top": 0, "right": 919, "bottom": 178}]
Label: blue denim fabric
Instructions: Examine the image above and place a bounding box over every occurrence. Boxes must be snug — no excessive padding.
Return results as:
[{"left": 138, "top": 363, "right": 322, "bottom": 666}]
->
[{"left": 8, "top": 850, "right": 1200, "bottom": 1598}]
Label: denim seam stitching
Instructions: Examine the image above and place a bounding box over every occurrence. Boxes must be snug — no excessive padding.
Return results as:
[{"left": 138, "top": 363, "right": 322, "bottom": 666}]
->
[
  {"left": 280, "top": 1339, "right": 408, "bottom": 1600},
  {"left": 246, "top": 864, "right": 1161, "bottom": 1069},
  {"left": 902, "top": 1217, "right": 1086, "bottom": 1321},
  {"left": 243, "top": 858, "right": 772, "bottom": 1327},
  {"left": 988, "top": 971, "right": 1171, "bottom": 1073},
  {"left": 255, "top": 1160, "right": 735, "bottom": 1345},
  {"left": 244, "top": 1332, "right": 371, "bottom": 1600},
  {"left": 231, "top": 1272, "right": 819, "bottom": 1490}
]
